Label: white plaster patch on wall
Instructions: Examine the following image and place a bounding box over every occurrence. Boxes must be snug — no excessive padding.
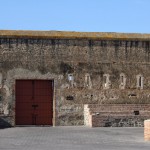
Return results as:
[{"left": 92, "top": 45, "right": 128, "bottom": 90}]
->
[
  {"left": 57, "top": 96, "right": 64, "bottom": 107},
  {"left": 119, "top": 73, "right": 126, "bottom": 89},
  {"left": 3, "top": 85, "right": 10, "bottom": 97},
  {"left": 59, "top": 105, "right": 82, "bottom": 113},
  {"left": 136, "top": 74, "right": 144, "bottom": 89},
  {"left": 103, "top": 74, "right": 111, "bottom": 89},
  {"left": 59, "top": 106, "right": 74, "bottom": 112},
  {"left": 3, "top": 103, "right": 9, "bottom": 115},
  {"left": 84, "top": 73, "right": 92, "bottom": 89},
  {"left": 2, "top": 85, "right": 11, "bottom": 115},
  {"left": 58, "top": 75, "right": 64, "bottom": 80},
  {"left": 67, "top": 74, "right": 76, "bottom": 88}
]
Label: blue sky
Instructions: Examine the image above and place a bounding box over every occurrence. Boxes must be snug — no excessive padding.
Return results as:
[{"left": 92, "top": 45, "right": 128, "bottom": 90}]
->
[{"left": 0, "top": 0, "right": 150, "bottom": 33}]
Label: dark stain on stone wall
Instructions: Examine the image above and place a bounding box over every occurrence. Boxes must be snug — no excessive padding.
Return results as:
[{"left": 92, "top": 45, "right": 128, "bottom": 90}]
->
[{"left": 60, "top": 62, "right": 74, "bottom": 74}]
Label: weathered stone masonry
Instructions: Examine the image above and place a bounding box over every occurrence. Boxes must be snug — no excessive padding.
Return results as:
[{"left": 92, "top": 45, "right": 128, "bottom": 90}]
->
[{"left": 0, "top": 30, "right": 150, "bottom": 127}]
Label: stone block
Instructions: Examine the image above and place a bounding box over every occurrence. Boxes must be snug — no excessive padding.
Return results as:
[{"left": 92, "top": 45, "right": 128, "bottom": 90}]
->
[{"left": 144, "top": 120, "right": 150, "bottom": 141}]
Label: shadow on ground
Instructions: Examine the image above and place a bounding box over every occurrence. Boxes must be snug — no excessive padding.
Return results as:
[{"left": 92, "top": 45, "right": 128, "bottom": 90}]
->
[{"left": 0, "top": 117, "right": 12, "bottom": 129}]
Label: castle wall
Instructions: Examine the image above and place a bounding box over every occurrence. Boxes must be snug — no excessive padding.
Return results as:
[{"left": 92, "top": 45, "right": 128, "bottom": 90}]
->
[{"left": 0, "top": 32, "right": 150, "bottom": 126}]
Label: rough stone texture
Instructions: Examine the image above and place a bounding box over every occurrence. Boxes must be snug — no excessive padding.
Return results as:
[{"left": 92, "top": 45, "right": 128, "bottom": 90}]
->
[
  {"left": 85, "top": 104, "right": 150, "bottom": 127},
  {"left": 92, "top": 115, "right": 149, "bottom": 127},
  {"left": 0, "top": 30, "right": 150, "bottom": 126}
]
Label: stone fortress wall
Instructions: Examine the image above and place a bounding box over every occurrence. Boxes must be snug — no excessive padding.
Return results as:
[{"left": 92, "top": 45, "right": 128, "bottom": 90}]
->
[{"left": 0, "top": 30, "right": 150, "bottom": 126}]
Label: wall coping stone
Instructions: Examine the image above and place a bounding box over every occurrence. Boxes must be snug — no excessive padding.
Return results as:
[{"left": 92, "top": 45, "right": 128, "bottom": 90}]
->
[{"left": 0, "top": 30, "right": 150, "bottom": 40}]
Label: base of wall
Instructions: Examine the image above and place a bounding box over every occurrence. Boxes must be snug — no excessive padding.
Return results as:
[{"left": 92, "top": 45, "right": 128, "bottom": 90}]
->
[
  {"left": 92, "top": 115, "right": 149, "bottom": 127},
  {"left": 0, "top": 116, "right": 13, "bottom": 128},
  {"left": 84, "top": 104, "right": 150, "bottom": 127}
]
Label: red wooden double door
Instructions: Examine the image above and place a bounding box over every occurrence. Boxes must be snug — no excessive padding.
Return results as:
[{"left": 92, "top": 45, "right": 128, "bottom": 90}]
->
[{"left": 15, "top": 80, "right": 53, "bottom": 125}]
